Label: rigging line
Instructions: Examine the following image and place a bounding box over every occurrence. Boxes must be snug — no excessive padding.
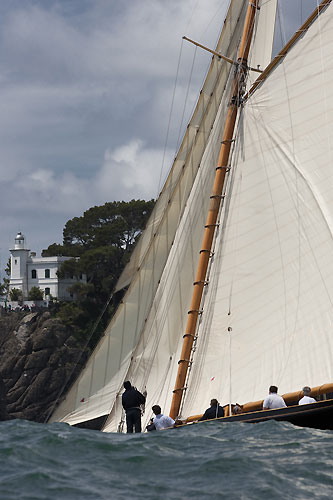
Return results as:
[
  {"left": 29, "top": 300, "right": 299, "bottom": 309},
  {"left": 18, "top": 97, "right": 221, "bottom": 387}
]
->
[
  {"left": 190, "top": 80, "right": 247, "bottom": 415},
  {"left": 315, "top": 0, "right": 332, "bottom": 178},
  {"left": 260, "top": 17, "right": 301, "bottom": 386},
  {"left": 140, "top": 358, "right": 174, "bottom": 431},
  {"left": 136, "top": 107, "right": 223, "bottom": 417},
  {"left": 181, "top": 133, "right": 238, "bottom": 417},
  {"left": 124, "top": 201, "right": 196, "bottom": 393},
  {"left": 175, "top": 46, "right": 198, "bottom": 153},
  {"left": 157, "top": 38, "right": 184, "bottom": 197},
  {"left": 216, "top": 109, "right": 246, "bottom": 408},
  {"left": 248, "top": 101, "right": 289, "bottom": 365},
  {"left": 184, "top": 0, "right": 201, "bottom": 32},
  {"left": 199, "top": 0, "right": 231, "bottom": 41},
  {"left": 92, "top": 252, "right": 158, "bottom": 425},
  {"left": 131, "top": 42, "right": 231, "bottom": 301},
  {"left": 124, "top": 305, "right": 174, "bottom": 411},
  {"left": 43, "top": 290, "right": 114, "bottom": 423},
  {"left": 224, "top": 31, "right": 256, "bottom": 315},
  {"left": 180, "top": 107, "right": 238, "bottom": 417},
  {"left": 138, "top": 70, "right": 237, "bottom": 391},
  {"left": 276, "top": 0, "right": 287, "bottom": 48},
  {"left": 183, "top": 2, "right": 247, "bottom": 131}
]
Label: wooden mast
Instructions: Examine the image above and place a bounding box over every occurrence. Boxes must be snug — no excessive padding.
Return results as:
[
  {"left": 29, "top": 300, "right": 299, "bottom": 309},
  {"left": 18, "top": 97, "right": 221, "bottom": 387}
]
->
[{"left": 169, "top": 0, "right": 259, "bottom": 420}]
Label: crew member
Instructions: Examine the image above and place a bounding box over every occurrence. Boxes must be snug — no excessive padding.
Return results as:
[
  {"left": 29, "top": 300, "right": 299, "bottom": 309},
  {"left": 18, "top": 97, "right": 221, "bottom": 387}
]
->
[
  {"left": 298, "top": 386, "right": 317, "bottom": 405},
  {"left": 152, "top": 405, "right": 175, "bottom": 430},
  {"left": 198, "top": 399, "right": 224, "bottom": 421},
  {"left": 122, "top": 381, "right": 146, "bottom": 433},
  {"left": 263, "top": 386, "right": 287, "bottom": 410}
]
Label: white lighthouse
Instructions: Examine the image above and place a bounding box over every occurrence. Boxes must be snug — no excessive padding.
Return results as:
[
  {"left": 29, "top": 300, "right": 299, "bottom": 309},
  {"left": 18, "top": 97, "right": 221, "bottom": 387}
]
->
[
  {"left": 9, "top": 232, "right": 87, "bottom": 301},
  {"left": 10, "top": 232, "right": 30, "bottom": 297}
]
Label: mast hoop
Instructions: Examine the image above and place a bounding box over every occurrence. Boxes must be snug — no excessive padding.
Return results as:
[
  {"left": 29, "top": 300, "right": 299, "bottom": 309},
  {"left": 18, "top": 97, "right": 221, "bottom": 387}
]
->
[
  {"left": 187, "top": 309, "right": 203, "bottom": 315},
  {"left": 199, "top": 249, "right": 214, "bottom": 256},
  {"left": 183, "top": 333, "right": 197, "bottom": 339},
  {"left": 193, "top": 280, "right": 209, "bottom": 286},
  {"left": 178, "top": 359, "right": 193, "bottom": 365},
  {"left": 172, "top": 387, "right": 187, "bottom": 393},
  {"left": 210, "top": 194, "right": 225, "bottom": 200}
]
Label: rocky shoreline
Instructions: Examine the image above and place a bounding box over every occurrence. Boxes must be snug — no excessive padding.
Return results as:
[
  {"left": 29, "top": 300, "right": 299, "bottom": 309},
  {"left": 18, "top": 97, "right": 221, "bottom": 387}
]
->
[{"left": 0, "top": 311, "right": 88, "bottom": 422}]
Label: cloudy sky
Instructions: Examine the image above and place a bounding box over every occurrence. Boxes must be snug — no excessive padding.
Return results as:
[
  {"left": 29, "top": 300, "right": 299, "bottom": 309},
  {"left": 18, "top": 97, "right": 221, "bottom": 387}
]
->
[{"left": 0, "top": 0, "right": 318, "bottom": 274}]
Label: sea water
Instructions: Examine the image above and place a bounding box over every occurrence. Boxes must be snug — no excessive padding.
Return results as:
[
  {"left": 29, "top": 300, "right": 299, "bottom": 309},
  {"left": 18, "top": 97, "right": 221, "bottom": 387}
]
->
[{"left": 0, "top": 418, "right": 332, "bottom": 499}]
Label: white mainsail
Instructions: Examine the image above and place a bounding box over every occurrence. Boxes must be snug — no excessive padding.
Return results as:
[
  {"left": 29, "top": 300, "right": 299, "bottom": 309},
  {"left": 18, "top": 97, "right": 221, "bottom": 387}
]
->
[{"left": 182, "top": 1, "right": 333, "bottom": 417}]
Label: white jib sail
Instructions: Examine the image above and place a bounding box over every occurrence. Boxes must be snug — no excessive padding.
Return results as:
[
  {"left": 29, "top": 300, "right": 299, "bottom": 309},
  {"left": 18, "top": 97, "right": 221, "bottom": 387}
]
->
[{"left": 182, "top": 3, "right": 333, "bottom": 418}]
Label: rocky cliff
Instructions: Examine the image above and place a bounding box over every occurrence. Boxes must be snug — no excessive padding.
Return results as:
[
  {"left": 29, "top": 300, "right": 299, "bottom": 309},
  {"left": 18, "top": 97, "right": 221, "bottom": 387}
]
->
[{"left": 0, "top": 311, "right": 89, "bottom": 422}]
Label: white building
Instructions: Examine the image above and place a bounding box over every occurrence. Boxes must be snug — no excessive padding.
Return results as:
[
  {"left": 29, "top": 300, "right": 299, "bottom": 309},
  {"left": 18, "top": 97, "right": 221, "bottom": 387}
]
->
[{"left": 9, "top": 232, "right": 87, "bottom": 300}]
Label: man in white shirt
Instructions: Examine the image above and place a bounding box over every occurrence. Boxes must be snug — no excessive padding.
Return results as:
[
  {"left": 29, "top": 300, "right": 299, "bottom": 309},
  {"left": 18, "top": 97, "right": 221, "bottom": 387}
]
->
[
  {"left": 152, "top": 405, "right": 175, "bottom": 430},
  {"left": 263, "top": 386, "right": 287, "bottom": 410},
  {"left": 298, "top": 386, "right": 317, "bottom": 405}
]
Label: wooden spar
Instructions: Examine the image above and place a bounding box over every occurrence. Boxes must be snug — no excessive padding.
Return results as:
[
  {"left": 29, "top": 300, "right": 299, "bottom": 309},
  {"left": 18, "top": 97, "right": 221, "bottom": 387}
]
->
[
  {"left": 182, "top": 36, "right": 235, "bottom": 66},
  {"left": 245, "top": 0, "right": 332, "bottom": 100},
  {"left": 183, "top": 36, "right": 263, "bottom": 73},
  {"left": 169, "top": 0, "right": 259, "bottom": 421}
]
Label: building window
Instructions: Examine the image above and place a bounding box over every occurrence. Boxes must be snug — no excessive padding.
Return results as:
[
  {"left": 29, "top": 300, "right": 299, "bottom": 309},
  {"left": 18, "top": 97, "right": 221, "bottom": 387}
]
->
[
  {"left": 45, "top": 269, "right": 50, "bottom": 278},
  {"left": 45, "top": 287, "right": 50, "bottom": 296},
  {"left": 14, "top": 259, "right": 17, "bottom": 265},
  {"left": 31, "top": 269, "right": 37, "bottom": 279}
]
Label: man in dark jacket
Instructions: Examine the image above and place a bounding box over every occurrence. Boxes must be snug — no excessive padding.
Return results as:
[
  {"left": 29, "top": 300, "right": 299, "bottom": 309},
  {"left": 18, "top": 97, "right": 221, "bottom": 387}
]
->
[
  {"left": 122, "top": 381, "right": 146, "bottom": 433},
  {"left": 198, "top": 399, "right": 224, "bottom": 421}
]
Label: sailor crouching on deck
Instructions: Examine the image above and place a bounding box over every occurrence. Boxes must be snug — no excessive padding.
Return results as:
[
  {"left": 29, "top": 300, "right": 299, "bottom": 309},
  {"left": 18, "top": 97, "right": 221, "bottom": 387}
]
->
[
  {"left": 263, "top": 386, "right": 287, "bottom": 410},
  {"left": 198, "top": 399, "right": 224, "bottom": 421},
  {"left": 122, "top": 381, "right": 146, "bottom": 433}
]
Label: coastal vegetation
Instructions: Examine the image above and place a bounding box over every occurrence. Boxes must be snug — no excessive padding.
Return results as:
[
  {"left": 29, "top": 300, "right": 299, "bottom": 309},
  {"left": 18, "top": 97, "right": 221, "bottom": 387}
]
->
[{"left": 42, "top": 199, "right": 155, "bottom": 348}]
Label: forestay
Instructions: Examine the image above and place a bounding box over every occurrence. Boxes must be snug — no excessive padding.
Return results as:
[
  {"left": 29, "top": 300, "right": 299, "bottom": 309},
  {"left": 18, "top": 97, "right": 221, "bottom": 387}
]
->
[{"left": 182, "top": 3, "right": 333, "bottom": 418}]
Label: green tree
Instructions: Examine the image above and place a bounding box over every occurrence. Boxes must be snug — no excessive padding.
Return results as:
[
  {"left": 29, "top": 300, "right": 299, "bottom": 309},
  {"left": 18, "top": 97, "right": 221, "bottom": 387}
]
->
[
  {"left": 62, "top": 199, "right": 154, "bottom": 251},
  {"left": 43, "top": 199, "right": 155, "bottom": 347},
  {"left": 28, "top": 286, "right": 44, "bottom": 301}
]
